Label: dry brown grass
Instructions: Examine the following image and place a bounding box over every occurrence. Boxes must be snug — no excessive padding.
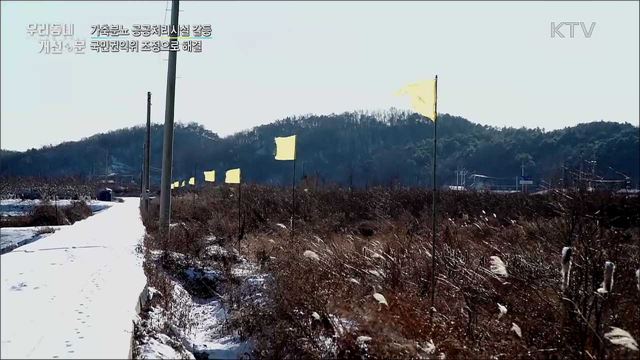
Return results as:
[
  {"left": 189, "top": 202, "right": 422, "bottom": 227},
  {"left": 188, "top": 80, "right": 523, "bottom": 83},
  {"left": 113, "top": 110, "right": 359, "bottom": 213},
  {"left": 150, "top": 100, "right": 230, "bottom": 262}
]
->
[
  {"left": 141, "top": 186, "right": 640, "bottom": 359},
  {"left": 1, "top": 201, "right": 93, "bottom": 227}
]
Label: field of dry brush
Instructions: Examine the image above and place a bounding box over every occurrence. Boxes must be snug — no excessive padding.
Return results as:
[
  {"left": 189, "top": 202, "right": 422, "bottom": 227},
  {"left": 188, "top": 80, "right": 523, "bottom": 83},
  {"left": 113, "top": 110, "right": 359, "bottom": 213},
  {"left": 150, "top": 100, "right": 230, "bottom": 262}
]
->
[{"left": 140, "top": 186, "right": 639, "bottom": 359}]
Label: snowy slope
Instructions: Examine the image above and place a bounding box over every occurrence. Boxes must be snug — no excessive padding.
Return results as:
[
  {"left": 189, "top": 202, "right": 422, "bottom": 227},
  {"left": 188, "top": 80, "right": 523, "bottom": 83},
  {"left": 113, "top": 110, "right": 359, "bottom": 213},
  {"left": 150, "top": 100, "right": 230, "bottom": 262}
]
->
[
  {"left": 0, "top": 226, "right": 62, "bottom": 254},
  {"left": 1, "top": 198, "right": 146, "bottom": 359}
]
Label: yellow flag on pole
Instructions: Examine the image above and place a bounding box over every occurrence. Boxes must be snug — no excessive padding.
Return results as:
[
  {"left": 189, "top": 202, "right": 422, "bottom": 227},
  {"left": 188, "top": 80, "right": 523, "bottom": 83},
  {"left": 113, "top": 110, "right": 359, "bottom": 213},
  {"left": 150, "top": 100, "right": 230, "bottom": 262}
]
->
[
  {"left": 173, "top": 181, "right": 179, "bottom": 188},
  {"left": 203, "top": 170, "right": 215, "bottom": 182},
  {"left": 188, "top": 177, "right": 195, "bottom": 186},
  {"left": 275, "top": 135, "right": 296, "bottom": 160},
  {"left": 181, "top": 180, "right": 186, "bottom": 187},
  {"left": 225, "top": 168, "right": 241, "bottom": 184},
  {"left": 396, "top": 79, "right": 437, "bottom": 121}
]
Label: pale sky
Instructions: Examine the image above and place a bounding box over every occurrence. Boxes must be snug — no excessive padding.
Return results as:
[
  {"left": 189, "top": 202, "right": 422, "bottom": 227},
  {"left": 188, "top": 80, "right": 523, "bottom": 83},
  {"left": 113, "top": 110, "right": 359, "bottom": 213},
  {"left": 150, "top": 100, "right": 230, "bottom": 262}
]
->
[{"left": 1, "top": 1, "right": 638, "bottom": 151}]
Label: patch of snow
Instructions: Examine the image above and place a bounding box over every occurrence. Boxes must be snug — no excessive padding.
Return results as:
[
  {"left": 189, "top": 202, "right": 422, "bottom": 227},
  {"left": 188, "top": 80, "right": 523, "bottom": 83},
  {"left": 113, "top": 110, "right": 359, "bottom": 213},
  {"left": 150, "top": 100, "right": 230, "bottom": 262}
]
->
[
  {"left": 1, "top": 226, "right": 62, "bottom": 253},
  {"left": 231, "top": 262, "right": 259, "bottom": 278},
  {"left": 138, "top": 337, "right": 184, "bottom": 359},
  {"left": 143, "top": 256, "right": 266, "bottom": 360},
  {"left": 317, "top": 335, "right": 338, "bottom": 357},
  {"left": 201, "top": 245, "right": 228, "bottom": 259},
  {"left": 328, "top": 314, "right": 357, "bottom": 337},
  {"left": 193, "top": 335, "right": 252, "bottom": 359}
]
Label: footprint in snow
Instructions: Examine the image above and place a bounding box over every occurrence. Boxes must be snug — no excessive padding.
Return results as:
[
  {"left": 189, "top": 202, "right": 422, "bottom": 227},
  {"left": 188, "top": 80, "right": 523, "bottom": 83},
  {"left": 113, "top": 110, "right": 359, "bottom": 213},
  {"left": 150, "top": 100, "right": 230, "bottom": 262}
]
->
[{"left": 10, "top": 282, "right": 27, "bottom": 291}]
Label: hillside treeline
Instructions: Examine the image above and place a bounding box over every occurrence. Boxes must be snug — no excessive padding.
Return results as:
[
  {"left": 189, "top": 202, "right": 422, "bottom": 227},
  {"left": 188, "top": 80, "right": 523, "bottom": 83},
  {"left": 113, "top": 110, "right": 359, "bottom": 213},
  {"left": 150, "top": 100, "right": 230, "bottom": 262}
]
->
[{"left": 1, "top": 110, "right": 638, "bottom": 188}]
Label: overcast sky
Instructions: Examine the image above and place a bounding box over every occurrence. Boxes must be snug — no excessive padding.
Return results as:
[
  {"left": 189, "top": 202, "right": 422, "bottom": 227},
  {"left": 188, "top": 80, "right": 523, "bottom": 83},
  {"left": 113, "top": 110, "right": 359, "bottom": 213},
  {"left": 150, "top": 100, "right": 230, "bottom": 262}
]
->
[{"left": 1, "top": 1, "right": 638, "bottom": 151}]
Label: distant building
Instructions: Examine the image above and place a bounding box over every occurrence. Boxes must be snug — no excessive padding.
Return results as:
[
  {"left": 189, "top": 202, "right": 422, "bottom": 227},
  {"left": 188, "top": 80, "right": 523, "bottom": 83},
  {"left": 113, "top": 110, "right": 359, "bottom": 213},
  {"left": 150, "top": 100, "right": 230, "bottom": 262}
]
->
[
  {"left": 469, "top": 174, "right": 522, "bottom": 192},
  {"left": 616, "top": 188, "right": 639, "bottom": 197}
]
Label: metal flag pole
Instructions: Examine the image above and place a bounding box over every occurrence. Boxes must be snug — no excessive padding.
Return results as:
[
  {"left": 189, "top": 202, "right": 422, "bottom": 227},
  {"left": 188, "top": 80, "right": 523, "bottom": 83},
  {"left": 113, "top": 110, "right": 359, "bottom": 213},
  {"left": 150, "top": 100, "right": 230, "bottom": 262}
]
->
[
  {"left": 193, "top": 163, "right": 196, "bottom": 206},
  {"left": 431, "top": 75, "right": 438, "bottom": 307},
  {"left": 291, "top": 157, "right": 296, "bottom": 238},
  {"left": 238, "top": 180, "right": 242, "bottom": 241}
]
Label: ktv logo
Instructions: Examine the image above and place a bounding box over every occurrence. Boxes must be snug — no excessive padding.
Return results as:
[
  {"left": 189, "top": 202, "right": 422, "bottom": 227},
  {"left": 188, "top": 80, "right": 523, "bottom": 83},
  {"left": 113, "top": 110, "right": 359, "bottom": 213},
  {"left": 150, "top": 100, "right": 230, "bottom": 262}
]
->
[{"left": 551, "top": 22, "right": 596, "bottom": 38}]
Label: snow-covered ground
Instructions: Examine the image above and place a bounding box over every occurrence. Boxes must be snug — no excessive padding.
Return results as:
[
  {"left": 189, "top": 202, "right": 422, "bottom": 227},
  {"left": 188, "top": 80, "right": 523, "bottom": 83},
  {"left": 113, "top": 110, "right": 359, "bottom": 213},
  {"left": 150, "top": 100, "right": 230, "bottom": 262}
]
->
[
  {"left": 135, "top": 248, "right": 262, "bottom": 359},
  {"left": 138, "top": 279, "right": 252, "bottom": 360},
  {"left": 1, "top": 197, "right": 146, "bottom": 359},
  {"left": 0, "top": 199, "right": 113, "bottom": 217}
]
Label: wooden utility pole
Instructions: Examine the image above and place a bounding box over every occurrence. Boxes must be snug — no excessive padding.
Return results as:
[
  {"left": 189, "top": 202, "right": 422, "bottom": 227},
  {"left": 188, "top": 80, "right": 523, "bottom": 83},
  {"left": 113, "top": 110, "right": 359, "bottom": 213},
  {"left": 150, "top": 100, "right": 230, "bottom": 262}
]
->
[
  {"left": 142, "top": 91, "right": 151, "bottom": 212},
  {"left": 140, "top": 144, "right": 144, "bottom": 194},
  {"left": 159, "top": 0, "right": 180, "bottom": 233}
]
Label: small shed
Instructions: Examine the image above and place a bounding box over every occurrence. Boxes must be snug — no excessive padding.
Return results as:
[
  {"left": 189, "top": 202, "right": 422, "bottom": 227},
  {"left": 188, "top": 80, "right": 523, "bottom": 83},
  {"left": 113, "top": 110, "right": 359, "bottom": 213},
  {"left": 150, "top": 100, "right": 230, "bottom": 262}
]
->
[{"left": 97, "top": 188, "right": 113, "bottom": 202}]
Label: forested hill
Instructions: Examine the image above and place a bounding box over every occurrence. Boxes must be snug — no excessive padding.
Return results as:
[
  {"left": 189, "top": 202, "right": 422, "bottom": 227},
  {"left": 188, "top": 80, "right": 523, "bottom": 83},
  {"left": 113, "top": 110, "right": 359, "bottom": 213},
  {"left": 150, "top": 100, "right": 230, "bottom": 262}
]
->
[{"left": 1, "top": 110, "right": 638, "bottom": 188}]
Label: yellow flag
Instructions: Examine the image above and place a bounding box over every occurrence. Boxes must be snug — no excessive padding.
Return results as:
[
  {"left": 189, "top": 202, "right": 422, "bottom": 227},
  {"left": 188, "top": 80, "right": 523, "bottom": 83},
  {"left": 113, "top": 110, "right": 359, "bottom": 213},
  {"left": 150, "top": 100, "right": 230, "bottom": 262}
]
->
[
  {"left": 203, "top": 170, "right": 215, "bottom": 182},
  {"left": 188, "top": 177, "right": 195, "bottom": 185},
  {"left": 225, "top": 168, "right": 241, "bottom": 184},
  {"left": 396, "top": 79, "right": 437, "bottom": 121},
  {"left": 173, "top": 181, "right": 179, "bottom": 188},
  {"left": 181, "top": 180, "right": 186, "bottom": 187},
  {"left": 275, "top": 135, "right": 296, "bottom": 160}
]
